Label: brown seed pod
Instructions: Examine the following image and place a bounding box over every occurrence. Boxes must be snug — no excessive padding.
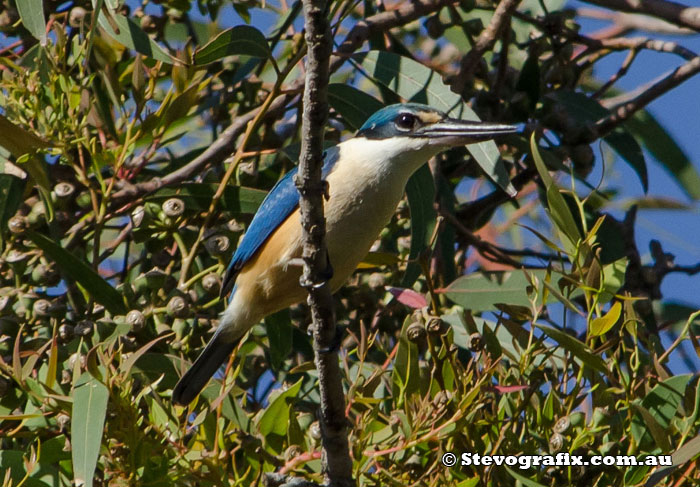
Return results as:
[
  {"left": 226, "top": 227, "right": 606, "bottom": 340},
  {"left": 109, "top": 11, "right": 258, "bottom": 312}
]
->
[
  {"left": 426, "top": 316, "right": 447, "bottom": 335},
  {"left": 468, "top": 332, "right": 483, "bottom": 352},
  {"left": 131, "top": 206, "right": 145, "bottom": 227},
  {"left": 166, "top": 296, "right": 188, "bottom": 318},
  {"left": 205, "top": 235, "right": 230, "bottom": 256},
  {"left": 162, "top": 198, "right": 185, "bottom": 218},
  {"left": 68, "top": 7, "right": 88, "bottom": 27},
  {"left": 75, "top": 320, "right": 94, "bottom": 337},
  {"left": 126, "top": 310, "right": 146, "bottom": 332},
  {"left": 58, "top": 323, "right": 74, "bottom": 341},
  {"left": 309, "top": 421, "right": 322, "bottom": 441},
  {"left": 33, "top": 299, "right": 52, "bottom": 317},
  {"left": 201, "top": 273, "right": 222, "bottom": 295},
  {"left": 7, "top": 215, "right": 27, "bottom": 235},
  {"left": 549, "top": 433, "right": 564, "bottom": 453},
  {"left": 553, "top": 416, "right": 571, "bottom": 434},
  {"left": 54, "top": 182, "right": 76, "bottom": 199},
  {"left": 406, "top": 322, "right": 426, "bottom": 343}
]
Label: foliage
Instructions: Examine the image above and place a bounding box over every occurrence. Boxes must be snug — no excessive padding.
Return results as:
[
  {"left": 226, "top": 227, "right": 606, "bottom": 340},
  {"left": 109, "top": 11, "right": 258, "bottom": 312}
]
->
[{"left": 1, "top": 0, "right": 699, "bottom": 486}]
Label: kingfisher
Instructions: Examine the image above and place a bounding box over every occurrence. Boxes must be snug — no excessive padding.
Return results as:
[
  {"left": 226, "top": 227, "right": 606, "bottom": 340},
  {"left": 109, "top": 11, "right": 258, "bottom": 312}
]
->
[{"left": 172, "top": 103, "right": 517, "bottom": 406}]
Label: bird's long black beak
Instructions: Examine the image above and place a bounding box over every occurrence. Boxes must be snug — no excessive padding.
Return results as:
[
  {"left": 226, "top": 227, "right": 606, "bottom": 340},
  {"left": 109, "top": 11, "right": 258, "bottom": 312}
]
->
[{"left": 415, "top": 118, "right": 518, "bottom": 145}]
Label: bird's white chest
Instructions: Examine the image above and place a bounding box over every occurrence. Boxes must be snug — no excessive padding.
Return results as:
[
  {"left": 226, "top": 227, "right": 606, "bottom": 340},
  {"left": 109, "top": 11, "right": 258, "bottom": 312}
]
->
[{"left": 320, "top": 137, "right": 436, "bottom": 281}]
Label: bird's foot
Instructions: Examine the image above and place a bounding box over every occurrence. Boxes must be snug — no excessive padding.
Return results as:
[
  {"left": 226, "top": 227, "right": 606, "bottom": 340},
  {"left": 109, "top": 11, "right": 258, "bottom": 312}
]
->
[
  {"left": 316, "top": 325, "right": 344, "bottom": 354},
  {"left": 320, "top": 252, "right": 334, "bottom": 281}
]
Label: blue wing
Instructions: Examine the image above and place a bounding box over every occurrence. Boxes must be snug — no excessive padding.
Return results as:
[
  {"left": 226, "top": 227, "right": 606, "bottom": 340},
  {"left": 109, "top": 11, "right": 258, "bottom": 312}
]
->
[{"left": 221, "top": 146, "right": 340, "bottom": 297}]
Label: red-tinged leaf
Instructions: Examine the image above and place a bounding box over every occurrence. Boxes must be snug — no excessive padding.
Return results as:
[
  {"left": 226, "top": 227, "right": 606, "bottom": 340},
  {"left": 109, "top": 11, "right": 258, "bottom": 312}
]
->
[
  {"left": 492, "top": 384, "right": 529, "bottom": 394},
  {"left": 387, "top": 287, "right": 428, "bottom": 309}
]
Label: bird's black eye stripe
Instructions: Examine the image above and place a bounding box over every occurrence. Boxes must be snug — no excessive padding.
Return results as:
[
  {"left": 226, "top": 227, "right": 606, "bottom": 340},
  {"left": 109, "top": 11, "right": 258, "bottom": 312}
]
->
[{"left": 395, "top": 113, "right": 416, "bottom": 131}]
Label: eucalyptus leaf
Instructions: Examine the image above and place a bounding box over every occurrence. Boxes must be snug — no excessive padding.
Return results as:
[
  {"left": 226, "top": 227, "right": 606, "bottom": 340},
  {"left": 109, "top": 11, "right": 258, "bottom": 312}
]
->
[
  {"left": 16, "top": 0, "right": 46, "bottom": 45},
  {"left": 95, "top": 4, "right": 174, "bottom": 64},
  {"left": 327, "top": 84, "right": 383, "bottom": 130},
  {"left": 72, "top": 374, "right": 109, "bottom": 487},
  {"left": 27, "top": 231, "right": 127, "bottom": 315},
  {"left": 193, "top": 25, "right": 271, "bottom": 65},
  {"left": 402, "top": 164, "right": 436, "bottom": 288}
]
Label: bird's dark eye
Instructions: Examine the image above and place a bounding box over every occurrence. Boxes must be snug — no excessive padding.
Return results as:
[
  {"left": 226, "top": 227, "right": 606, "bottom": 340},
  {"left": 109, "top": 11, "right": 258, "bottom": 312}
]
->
[{"left": 395, "top": 113, "right": 416, "bottom": 131}]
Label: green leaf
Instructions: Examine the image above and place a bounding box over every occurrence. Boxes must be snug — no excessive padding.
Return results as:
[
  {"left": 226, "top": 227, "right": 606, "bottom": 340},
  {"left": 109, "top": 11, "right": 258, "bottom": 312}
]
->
[
  {"left": 645, "top": 433, "right": 700, "bottom": 486},
  {"left": 631, "top": 374, "right": 692, "bottom": 449},
  {"left": 16, "top": 0, "right": 46, "bottom": 45},
  {"left": 392, "top": 315, "right": 422, "bottom": 402},
  {"left": 442, "top": 269, "right": 559, "bottom": 312},
  {"left": 353, "top": 50, "right": 515, "bottom": 196},
  {"left": 505, "top": 467, "right": 548, "bottom": 487},
  {"left": 626, "top": 110, "right": 700, "bottom": 200},
  {"left": 530, "top": 133, "right": 581, "bottom": 244},
  {"left": 548, "top": 91, "right": 647, "bottom": 192},
  {"left": 265, "top": 310, "right": 293, "bottom": 371},
  {"left": 357, "top": 251, "right": 400, "bottom": 269},
  {"left": 327, "top": 84, "right": 384, "bottom": 130},
  {"left": 95, "top": 5, "right": 174, "bottom": 64},
  {"left": 631, "top": 403, "right": 671, "bottom": 452},
  {"left": 603, "top": 127, "right": 648, "bottom": 192},
  {"left": 0, "top": 450, "right": 52, "bottom": 487},
  {"left": 193, "top": 25, "right": 271, "bottom": 65},
  {"left": 0, "top": 114, "right": 50, "bottom": 156},
  {"left": 26, "top": 231, "right": 127, "bottom": 315},
  {"left": 72, "top": 373, "right": 109, "bottom": 487},
  {"left": 0, "top": 170, "right": 26, "bottom": 247},
  {"left": 402, "top": 164, "right": 436, "bottom": 288},
  {"left": 589, "top": 301, "right": 622, "bottom": 336},
  {"left": 257, "top": 378, "right": 303, "bottom": 437},
  {"left": 148, "top": 183, "right": 267, "bottom": 214},
  {"left": 534, "top": 323, "right": 607, "bottom": 373}
]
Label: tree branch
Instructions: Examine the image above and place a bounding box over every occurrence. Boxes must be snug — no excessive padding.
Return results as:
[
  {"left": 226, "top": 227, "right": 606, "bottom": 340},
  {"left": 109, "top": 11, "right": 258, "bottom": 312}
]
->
[
  {"left": 109, "top": 0, "right": 456, "bottom": 212},
  {"left": 331, "top": 0, "right": 459, "bottom": 71},
  {"left": 450, "top": 0, "right": 522, "bottom": 94},
  {"left": 580, "top": 0, "right": 700, "bottom": 32},
  {"left": 592, "top": 54, "right": 700, "bottom": 138},
  {"left": 296, "top": 1, "right": 353, "bottom": 486}
]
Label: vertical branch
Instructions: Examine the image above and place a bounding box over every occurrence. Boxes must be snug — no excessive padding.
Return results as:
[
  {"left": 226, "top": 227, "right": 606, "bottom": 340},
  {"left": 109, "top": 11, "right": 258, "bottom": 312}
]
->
[{"left": 296, "top": 1, "right": 354, "bottom": 486}]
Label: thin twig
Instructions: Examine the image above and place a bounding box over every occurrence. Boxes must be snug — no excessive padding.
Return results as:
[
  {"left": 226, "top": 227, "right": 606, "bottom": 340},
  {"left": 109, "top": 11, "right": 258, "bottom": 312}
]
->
[
  {"left": 579, "top": 0, "right": 700, "bottom": 32},
  {"left": 450, "top": 0, "right": 522, "bottom": 94},
  {"left": 592, "top": 55, "right": 700, "bottom": 139}
]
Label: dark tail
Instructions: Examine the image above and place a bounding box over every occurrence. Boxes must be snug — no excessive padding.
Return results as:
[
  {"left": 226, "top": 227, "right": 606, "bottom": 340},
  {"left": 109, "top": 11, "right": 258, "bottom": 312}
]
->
[{"left": 172, "top": 329, "right": 237, "bottom": 406}]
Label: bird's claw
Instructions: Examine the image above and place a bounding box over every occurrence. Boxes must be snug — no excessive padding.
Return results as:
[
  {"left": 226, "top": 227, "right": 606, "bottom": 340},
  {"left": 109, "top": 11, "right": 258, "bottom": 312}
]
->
[{"left": 317, "top": 326, "right": 344, "bottom": 354}]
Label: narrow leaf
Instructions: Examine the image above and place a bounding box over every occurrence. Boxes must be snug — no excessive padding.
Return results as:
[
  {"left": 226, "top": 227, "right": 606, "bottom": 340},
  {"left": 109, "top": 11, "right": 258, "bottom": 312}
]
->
[
  {"left": 442, "top": 269, "right": 559, "bottom": 312},
  {"left": 27, "top": 231, "right": 127, "bottom": 314},
  {"left": 16, "top": 0, "right": 46, "bottom": 45},
  {"left": 631, "top": 374, "right": 692, "bottom": 448},
  {"left": 402, "top": 164, "right": 436, "bottom": 287},
  {"left": 193, "top": 25, "right": 271, "bottom": 65},
  {"left": 265, "top": 310, "right": 293, "bottom": 371},
  {"left": 0, "top": 114, "right": 50, "bottom": 156},
  {"left": 148, "top": 183, "right": 266, "bottom": 214},
  {"left": 72, "top": 374, "right": 109, "bottom": 487},
  {"left": 531, "top": 134, "right": 581, "bottom": 243},
  {"left": 387, "top": 287, "right": 428, "bottom": 309},
  {"left": 645, "top": 434, "right": 700, "bottom": 486},
  {"left": 627, "top": 110, "right": 700, "bottom": 200},
  {"left": 95, "top": 6, "right": 174, "bottom": 64},
  {"left": 534, "top": 323, "right": 607, "bottom": 373},
  {"left": 257, "top": 378, "right": 303, "bottom": 437},
  {"left": 589, "top": 301, "right": 622, "bottom": 336},
  {"left": 327, "top": 84, "right": 383, "bottom": 130}
]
